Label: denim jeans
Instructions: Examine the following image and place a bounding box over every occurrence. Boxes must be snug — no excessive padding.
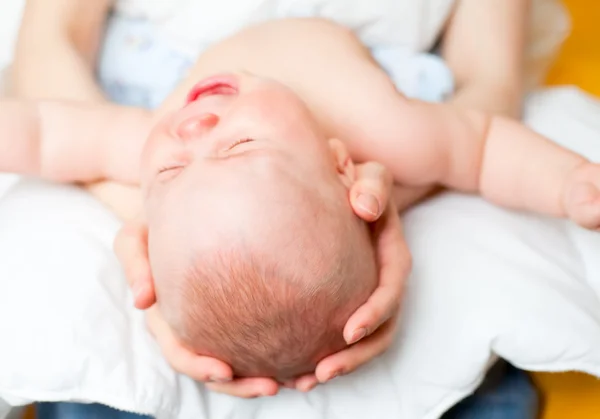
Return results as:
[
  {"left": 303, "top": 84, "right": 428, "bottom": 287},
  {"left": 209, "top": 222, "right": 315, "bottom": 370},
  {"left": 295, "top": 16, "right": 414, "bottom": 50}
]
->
[
  {"left": 36, "top": 403, "right": 151, "bottom": 419},
  {"left": 442, "top": 362, "right": 539, "bottom": 419}
]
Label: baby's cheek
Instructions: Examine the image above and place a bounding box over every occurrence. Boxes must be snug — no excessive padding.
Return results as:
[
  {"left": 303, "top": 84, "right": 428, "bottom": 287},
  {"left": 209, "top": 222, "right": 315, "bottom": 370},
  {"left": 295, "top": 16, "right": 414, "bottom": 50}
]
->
[
  {"left": 143, "top": 195, "right": 159, "bottom": 218},
  {"left": 140, "top": 131, "right": 163, "bottom": 167}
]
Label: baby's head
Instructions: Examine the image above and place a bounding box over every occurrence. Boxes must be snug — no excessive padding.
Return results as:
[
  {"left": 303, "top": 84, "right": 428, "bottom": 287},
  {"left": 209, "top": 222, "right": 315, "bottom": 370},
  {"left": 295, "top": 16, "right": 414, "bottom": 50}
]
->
[{"left": 140, "top": 72, "right": 378, "bottom": 380}]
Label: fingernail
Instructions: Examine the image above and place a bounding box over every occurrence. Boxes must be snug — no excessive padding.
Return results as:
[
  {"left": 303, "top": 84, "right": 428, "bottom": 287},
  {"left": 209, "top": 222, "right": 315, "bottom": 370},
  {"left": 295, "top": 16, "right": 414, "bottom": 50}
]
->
[
  {"left": 132, "top": 282, "right": 145, "bottom": 299},
  {"left": 282, "top": 381, "right": 295, "bottom": 389},
  {"left": 299, "top": 382, "right": 318, "bottom": 392},
  {"left": 327, "top": 370, "right": 343, "bottom": 381},
  {"left": 356, "top": 194, "right": 380, "bottom": 217},
  {"left": 348, "top": 327, "right": 367, "bottom": 345}
]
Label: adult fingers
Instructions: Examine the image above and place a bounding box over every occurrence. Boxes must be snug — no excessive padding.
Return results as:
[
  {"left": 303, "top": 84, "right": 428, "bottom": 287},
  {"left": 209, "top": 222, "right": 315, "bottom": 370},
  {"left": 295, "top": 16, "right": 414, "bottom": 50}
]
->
[
  {"left": 343, "top": 205, "right": 410, "bottom": 344},
  {"left": 113, "top": 220, "right": 156, "bottom": 309},
  {"left": 288, "top": 374, "right": 319, "bottom": 392},
  {"left": 145, "top": 307, "right": 233, "bottom": 382},
  {"left": 349, "top": 162, "right": 393, "bottom": 222},
  {"left": 316, "top": 317, "right": 397, "bottom": 383},
  {"left": 205, "top": 378, "right": 280, "bottom": 398}
]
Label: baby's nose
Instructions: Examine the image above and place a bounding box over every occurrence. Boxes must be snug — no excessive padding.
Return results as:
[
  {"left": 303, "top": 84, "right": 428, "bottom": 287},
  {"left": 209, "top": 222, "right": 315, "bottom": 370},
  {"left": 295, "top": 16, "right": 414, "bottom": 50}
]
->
[{"left": 176, "top": 113, "right": 220, "bottom": 141}]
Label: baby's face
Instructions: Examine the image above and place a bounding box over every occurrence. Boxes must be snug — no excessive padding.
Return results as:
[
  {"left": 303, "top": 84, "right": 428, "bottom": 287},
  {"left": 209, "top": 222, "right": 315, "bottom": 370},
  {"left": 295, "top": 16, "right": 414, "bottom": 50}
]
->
[{"left": 141, "top": 72, "right": 348, "bottom": 273}]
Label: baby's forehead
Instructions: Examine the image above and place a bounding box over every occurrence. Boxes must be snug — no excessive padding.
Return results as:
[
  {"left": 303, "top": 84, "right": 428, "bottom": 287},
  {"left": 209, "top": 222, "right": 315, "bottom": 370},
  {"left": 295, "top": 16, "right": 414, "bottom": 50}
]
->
[
  {"left": 170, "top": 162, "right": 317, "bottom": 212},
  {"left": 149, "top": 161, "right": 350, "bottom": 252}
]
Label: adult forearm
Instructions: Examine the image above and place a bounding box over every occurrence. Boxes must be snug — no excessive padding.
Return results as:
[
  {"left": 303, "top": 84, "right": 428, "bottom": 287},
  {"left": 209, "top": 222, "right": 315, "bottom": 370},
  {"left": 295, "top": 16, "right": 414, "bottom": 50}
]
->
[
  {"left": 449, "top": 82, "right": 523, "bottom": 119},
  {"left": 11, "top": 32, "right": 106, "bottom": 102},
  {"left": 441, "top": 0, "right": 529, "bottom": 119}
]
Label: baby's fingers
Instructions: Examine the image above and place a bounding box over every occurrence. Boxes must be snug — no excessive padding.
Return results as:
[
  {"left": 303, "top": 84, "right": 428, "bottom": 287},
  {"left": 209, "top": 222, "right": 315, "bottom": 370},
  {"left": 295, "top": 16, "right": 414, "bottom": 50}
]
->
[
  {"left": 113, "top": 220, "right": 155, "bottom": 309},
  {"left": 316, "top": 317, "right": 397, "bottom": 383},
  {"left": 206, "top": 378, "right": 279, "bottom": 398}
]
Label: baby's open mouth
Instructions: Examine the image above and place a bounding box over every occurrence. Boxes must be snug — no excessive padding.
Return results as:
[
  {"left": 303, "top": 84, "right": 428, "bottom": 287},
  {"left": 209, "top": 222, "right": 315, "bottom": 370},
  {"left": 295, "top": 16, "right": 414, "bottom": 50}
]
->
[{"left": 186, "top": 74, "right": 239, "bottom": 105}]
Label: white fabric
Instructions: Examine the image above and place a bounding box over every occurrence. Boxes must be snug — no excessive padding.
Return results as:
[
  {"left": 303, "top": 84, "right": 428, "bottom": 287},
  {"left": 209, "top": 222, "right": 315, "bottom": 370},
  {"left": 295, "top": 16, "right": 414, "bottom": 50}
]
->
[
  {"left": 1, "top": 87, "right": 600, "bottom": 419},
  {"left": 0, "top": 0, "right": 24, "bottom": 72},
  {"left": 115, "top": 0, "right": 455, "bottom": 56},
  {"left": 114, "top": 0, "right": 569, "bottom": 89}
]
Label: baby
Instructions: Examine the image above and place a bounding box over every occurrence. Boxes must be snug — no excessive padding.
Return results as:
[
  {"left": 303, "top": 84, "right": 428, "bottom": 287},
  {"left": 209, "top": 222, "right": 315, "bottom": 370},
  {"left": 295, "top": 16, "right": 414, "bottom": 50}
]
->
[
  {"left": 2, "top": 18, "right": 600, "bottom": 381},
  {"left": 145, "top": 80, "right": 379, "bottom": 379}
]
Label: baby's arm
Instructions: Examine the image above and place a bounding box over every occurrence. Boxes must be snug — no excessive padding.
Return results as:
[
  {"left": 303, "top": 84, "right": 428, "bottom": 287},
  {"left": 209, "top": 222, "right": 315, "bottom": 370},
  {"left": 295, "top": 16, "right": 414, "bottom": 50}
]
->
[
  {"left": 328, "top": 58, "right": 594, "bottom": 224},
  {"left": 404, "top": 103, "right": 586, "bottom": 216},
  {"left": 359, "top": 91, "right": 596, "bottom": 226},
  {"left": 0, "top": 100, "right": 151, "bottom": 184}
]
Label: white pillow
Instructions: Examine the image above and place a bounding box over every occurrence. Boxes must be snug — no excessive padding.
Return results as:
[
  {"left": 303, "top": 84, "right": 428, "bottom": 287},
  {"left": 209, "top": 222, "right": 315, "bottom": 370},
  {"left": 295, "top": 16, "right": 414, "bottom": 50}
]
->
[
  {"left": 0, "top": 0, "right": 23, "bottom": 72},
  {"left": 1, "top": 87, "right": 600, "bottom": 419}
]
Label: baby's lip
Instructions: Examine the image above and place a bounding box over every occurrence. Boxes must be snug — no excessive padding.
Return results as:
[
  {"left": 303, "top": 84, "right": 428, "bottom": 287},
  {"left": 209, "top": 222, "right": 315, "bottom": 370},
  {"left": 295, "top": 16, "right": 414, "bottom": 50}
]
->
[{"left": 185, "top": 74, "right": 239, "bottom": 105}]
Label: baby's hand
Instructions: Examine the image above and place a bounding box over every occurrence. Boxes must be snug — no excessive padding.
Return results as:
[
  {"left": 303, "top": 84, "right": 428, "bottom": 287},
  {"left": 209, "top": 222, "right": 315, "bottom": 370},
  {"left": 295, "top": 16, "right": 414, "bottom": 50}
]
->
[
  {"left": 563, "top": 162, "right": 600, "bottom": 230},
  {"left": 289, "top": 162, "right": 411, "bottom": 392}
]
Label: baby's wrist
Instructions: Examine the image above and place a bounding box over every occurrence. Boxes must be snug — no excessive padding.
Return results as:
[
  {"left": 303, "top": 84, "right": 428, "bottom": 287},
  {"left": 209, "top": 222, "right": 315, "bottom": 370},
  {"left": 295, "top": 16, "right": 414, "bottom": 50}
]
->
[{"left": 103, "top": 108, "right": 154, "bottom": 183}]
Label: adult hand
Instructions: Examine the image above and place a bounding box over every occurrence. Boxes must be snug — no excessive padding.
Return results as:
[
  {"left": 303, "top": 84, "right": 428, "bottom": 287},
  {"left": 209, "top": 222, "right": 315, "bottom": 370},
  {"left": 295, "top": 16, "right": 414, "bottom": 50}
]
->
[
  {"left": 145, "top": 304, "right": 280, "bottom": 397},
  {"left": 114, "top": 218, "right": 280, "bottom": 397},
  {"left": 113, "top": 161, "right": 408, "bottom": 396},
  {"left": 290, "top": 162, "right": 411, "bottom": 392}
]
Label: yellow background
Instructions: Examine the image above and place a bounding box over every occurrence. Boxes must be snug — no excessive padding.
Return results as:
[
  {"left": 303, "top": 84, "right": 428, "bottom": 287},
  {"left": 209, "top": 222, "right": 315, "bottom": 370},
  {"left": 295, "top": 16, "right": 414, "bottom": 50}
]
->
[
  {"left": 546, "top": 0, "right": 600, "bottom": 97},
  {"left": 536, "top": 1, "right": 600, "bottom": 418}
]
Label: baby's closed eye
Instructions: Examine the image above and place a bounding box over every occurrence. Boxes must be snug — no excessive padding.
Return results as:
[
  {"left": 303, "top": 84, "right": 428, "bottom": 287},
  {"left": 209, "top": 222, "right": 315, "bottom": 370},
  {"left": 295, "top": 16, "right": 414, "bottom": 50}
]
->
[
  {"left": 157, "top": 164, "right": 186, "bottom": 180},
  {"left": 223, "top": 137, "right": 255, "bottom": 152}
]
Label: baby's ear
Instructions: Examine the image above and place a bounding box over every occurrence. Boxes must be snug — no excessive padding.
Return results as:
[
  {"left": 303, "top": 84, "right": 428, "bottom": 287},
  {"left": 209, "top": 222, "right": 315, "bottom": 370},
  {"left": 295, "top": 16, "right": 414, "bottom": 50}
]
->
[{"left": 327, "top": 138, "right": 355, "bottom": 188}]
